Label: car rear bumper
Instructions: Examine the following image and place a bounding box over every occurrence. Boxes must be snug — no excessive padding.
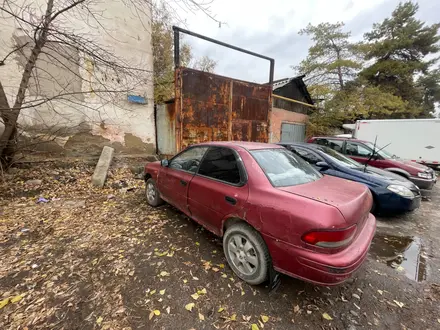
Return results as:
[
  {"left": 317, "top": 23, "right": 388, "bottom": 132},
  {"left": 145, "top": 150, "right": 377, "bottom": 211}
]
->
[
  {"left": 409, "top": 176, "right": 436, "bottom": 190},
  {"left": 264, "top": 213, "right": 376, "bottom": 286}
]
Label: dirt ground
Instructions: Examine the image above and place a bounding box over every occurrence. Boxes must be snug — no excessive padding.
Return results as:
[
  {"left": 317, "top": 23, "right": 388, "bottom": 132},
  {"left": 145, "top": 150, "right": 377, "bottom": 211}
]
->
[{"left": 1, "top": 161, "right": 440, "bottom": 330}]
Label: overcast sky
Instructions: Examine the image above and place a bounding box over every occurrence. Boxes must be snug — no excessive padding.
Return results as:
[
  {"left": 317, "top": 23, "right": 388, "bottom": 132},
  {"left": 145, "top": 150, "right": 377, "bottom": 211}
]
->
[{"left": 173, "top": 0, "right": 440, "bottom": 83}]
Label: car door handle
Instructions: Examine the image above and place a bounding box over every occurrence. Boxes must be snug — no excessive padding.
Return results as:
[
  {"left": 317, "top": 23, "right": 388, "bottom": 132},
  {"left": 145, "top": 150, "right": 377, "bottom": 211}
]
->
[
  {"left": 180, "top": 180, "right": 187, "bottom": 186},
  {"left": 225, "top": 196, "right": 237, "bottom": 205}
]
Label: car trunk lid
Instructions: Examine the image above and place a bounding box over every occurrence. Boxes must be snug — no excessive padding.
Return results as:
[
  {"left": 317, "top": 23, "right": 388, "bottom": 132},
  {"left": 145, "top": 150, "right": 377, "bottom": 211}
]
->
[{"left": 278, "top": 175, "right": 372, "bottom": 228}]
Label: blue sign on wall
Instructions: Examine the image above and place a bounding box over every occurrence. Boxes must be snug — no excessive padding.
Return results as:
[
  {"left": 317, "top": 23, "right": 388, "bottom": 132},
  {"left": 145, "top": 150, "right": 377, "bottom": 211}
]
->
[{"left": 127, "top": 95, "right": 147, "bottom": 104}]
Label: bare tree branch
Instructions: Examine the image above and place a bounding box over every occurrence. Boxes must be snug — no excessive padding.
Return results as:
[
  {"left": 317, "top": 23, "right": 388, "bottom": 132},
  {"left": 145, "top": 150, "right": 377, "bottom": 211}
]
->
[
  {"left": 49, "top": 0, "right": 86, "bottom": 23},
  {"left": 0, "top": 42, "right": 30, "bottom": 66}
]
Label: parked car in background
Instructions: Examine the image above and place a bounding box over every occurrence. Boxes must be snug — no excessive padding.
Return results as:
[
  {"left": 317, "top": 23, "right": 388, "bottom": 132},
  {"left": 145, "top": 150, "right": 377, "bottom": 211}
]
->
[
  {"left": 144, "top": 142, "right": 376, "bottom": 286},
  {"left": 353, "top": 119, "right": 440, "bottom": 169},
  {"left": 308, "top": 136, "right": 436, "bottom": 191},
  {"left": 280, "top": 143, "right": 422, "bottom": 214}
]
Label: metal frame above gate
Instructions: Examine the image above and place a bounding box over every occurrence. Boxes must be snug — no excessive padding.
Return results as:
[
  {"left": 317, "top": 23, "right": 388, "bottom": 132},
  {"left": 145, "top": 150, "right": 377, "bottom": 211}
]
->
[{"left": 172, "top": 26, "right": 275, "bottom": 85}]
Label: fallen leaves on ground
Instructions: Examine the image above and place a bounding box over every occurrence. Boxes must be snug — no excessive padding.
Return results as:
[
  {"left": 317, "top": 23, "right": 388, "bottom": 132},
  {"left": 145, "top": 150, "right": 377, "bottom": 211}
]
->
[
  {"left": 0, "top": 163, "right": 175, "bottom": 328},
  {"left": 393, "top": 300, "right": 404, "bottom": 308},
  {"left": 149, "top": 310, "right": 160, "bottom": 320},
  {"left": 261, "top": 315, "right": 269, "bottom": 323},
  {"left": 197, "top": 288, "right": 207, "bottom": 295},
  {"left": 322, "top": 313, "right": 333, "bottom": 320},
  {"left": 185, "top": 303, "right": 195, "bottom": 312}
]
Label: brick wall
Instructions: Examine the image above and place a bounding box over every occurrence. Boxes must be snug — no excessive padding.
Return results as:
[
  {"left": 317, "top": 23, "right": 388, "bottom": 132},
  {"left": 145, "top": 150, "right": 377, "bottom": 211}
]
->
[{"left": 270, "top": 107, "right": 308, "bottom": 143}]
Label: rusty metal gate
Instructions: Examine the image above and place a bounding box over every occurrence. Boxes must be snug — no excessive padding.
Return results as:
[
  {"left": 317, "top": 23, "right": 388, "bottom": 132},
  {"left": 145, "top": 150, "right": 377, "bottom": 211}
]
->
[
  {"left": 174, "top": 68, "right": 271, "bottom": 151},
  {"left": 168, "top": 26, "right": 275, "bottom": 153}
]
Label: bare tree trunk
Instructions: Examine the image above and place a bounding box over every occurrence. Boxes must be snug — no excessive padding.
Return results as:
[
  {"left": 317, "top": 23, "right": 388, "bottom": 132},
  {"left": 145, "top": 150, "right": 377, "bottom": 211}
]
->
[
  {"left": 337, "top": 66, "right": 344, "bottom": 89},
  {"left": 0, "top": 81, "right": 10, "bottom": 120},
  {"left": 0, "top": 82, "right": 15, "bottom": 167},
  {"left": 335, "top": 51, "right": 344, "bottom": 89},
  {"left": 330, "top": 39, "right": 344, "bottom": 90},
  {"left": 0, "top": 0, "right": 54, "bottom": 164}
]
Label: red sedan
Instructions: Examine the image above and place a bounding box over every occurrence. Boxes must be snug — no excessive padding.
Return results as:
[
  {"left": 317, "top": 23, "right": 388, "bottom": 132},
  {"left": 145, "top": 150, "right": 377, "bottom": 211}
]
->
[{"left": 144, "top": 142, "right": 376, "bottom": 286}]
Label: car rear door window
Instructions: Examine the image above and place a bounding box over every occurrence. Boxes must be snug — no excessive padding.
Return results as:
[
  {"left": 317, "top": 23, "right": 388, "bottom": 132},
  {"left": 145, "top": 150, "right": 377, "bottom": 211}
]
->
[
  {"left": 346, "top": 142, "right": 372, "bottom": 157},
  {"left": 169, "top": 147, "right": 208, "bottom": 173},
  {"left": 314, "top": 138, "right": 344, "bottom": 153},
  {"left": 314, "top": 138, "right": 329, "bottom": 146},
  {"left": 197, "top": 147, "right": 242, "bottom": 184},
  {"left": 290, "top": 147, "right": 323, "bottom": 165},
  {"left": 326, "top": 139, "right": 344, "bottom": 153}
]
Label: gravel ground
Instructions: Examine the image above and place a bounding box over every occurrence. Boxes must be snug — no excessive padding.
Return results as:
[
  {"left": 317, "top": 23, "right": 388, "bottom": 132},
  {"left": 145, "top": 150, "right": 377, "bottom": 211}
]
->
[{"left": 1, "top": 162, "right": 439, "bottom": 330}]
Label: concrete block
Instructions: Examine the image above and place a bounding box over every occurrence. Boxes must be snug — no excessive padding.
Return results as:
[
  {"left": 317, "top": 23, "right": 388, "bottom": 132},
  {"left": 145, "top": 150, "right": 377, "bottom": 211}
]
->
[{"left": 91, "top": 146, "right": 114, "bottom": 188}]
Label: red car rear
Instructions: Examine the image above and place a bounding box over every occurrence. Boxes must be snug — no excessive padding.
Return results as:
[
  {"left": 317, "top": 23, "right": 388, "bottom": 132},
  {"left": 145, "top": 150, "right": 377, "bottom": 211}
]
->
[{"left": 144, "top": 142, "right": 376, "bottom": 286}]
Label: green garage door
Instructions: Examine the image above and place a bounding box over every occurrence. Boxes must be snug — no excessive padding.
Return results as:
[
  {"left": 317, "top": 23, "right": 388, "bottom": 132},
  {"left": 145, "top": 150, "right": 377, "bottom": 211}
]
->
[{"left": 280, "top": 123, "right": 306, "bottom": 143}]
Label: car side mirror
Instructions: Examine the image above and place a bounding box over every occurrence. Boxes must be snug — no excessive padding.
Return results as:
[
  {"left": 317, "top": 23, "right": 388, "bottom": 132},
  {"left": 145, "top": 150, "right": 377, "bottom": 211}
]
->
[
  {"left": 316, "top": 161, "right": 330, "bottom": 170},
  {"left": 160, "top": 159, "right": 169, "bottom": 167}
]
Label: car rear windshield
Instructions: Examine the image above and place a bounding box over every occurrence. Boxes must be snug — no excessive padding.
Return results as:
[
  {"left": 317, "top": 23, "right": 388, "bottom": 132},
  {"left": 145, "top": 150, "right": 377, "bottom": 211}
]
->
[
  {"left": 250, "top": 149, "right": 322, "bottom": 187},
  {"left": 316, "top": 146, "right": 362, "bottom": 168}
]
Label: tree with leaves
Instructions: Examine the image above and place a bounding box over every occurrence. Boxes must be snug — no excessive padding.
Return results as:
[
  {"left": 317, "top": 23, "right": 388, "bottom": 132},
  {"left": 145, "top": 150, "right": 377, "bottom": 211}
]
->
[
  {"left": 294, "top": 22, "right": 361, "bottom": 91},
  {"left": 360, "top": 1, "right": 440, "bottom": 117},
  {"left": 152, "top": 2, "right": 217, "bottom": 104}
]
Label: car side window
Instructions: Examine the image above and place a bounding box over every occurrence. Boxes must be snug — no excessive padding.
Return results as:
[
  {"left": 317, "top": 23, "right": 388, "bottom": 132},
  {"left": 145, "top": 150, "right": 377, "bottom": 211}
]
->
[
  {"left": 326, "top": 139, "right": 344, "bottom": 153},
  {"left": 169, "top": 147, "right": 208, "bottom": 173},
  {"left": 197, "top": 147, "right": 241, "bottom": 184},
  {"left": 346, "top": 142, "right": 372, "bottom": 158},
  {"left": 291, "top": 148, "right": 322, "bottom": 165},
  {"left": 314, "top": 138, "right": 329, "bottom": 146},
  {"left": 314, "top": 138, "right": 344, "bottom": 152}
]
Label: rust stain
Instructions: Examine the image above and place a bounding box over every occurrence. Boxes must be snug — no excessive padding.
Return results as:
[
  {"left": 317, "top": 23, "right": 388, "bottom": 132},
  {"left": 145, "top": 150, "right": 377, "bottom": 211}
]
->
[
  {"left": 166, "top": 102, "right": 175, "bottom": 121},
  {"left": 174, "top": 67, "right": 271, "bottom": 151}
]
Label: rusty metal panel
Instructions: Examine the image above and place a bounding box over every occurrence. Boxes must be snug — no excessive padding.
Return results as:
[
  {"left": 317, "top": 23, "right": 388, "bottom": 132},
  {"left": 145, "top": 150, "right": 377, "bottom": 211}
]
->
[
  {"left": 175, "top": 67, "right": 272, "bottom": 151},
  {"left": 232, "top": 80, "right": 271, "bottom": 142}
]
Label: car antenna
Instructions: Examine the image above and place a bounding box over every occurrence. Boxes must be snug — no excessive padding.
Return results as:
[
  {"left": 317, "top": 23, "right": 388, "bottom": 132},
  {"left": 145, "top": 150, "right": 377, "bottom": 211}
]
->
[
  {"left": 364, "top": 139, "right": 392, "bottom": 172},
  {"left": 364, "top": 136, "right": 377, "bottom": 172}
]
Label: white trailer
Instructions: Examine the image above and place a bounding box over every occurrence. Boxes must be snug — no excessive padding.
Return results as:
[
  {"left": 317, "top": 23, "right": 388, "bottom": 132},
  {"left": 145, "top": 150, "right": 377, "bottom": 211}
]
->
[{"left": 353, "top": 119, "right": 440, "bottom": 168}]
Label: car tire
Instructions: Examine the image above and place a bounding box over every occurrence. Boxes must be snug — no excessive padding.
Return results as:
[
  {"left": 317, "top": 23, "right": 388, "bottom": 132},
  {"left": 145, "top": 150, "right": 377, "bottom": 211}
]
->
[
  {"left": 145, "top": 178, "right": 163, "bottom": 207},
  {"left": 223, "top": 222, "right": 270, "bottom": 285}
]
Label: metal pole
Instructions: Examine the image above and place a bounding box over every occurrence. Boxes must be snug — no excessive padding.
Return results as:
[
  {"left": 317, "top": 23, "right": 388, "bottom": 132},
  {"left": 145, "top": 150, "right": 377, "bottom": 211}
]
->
[
  {"left": 269, "top": 59, "right": 275, "bottom": 85},
  {"left": 172, "top": 26, "right": 274, "bottom": 63},
  {"left": 173, "top": 27, "right": 180, "bottom": 68}
]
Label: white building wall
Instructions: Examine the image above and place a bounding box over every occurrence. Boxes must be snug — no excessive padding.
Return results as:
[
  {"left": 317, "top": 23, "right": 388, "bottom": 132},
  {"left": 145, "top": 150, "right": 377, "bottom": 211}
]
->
[{"left": 0, "top": 0, "right": 155, "bottom": 156}]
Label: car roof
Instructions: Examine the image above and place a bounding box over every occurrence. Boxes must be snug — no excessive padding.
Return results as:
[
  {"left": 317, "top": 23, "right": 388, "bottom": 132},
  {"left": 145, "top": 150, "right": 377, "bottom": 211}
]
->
[
  {"left": 310, "top": 136, "right": 370, "bottom": 143},
  {"left": 192, "top": 141, "right": 284, "bottom": 150}
]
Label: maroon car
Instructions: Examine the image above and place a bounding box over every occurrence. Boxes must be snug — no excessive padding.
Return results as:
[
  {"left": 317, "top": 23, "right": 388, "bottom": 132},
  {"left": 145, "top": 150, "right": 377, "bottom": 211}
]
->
[
  {"left": 144, "top": 142, "right": 376, "bottom": 286},
  {"left": 308, "top": 137, "right": 436, "bottom": 190}
]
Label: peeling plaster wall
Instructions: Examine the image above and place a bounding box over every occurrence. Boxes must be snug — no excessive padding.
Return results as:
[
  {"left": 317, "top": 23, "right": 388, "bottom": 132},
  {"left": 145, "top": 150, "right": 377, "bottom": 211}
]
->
[{"left": 0, "top": 0, "right": 155, "bottom": 157}]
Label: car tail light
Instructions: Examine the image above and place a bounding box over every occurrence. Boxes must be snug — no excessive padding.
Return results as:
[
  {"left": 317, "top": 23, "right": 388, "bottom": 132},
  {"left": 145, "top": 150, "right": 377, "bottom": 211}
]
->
[{"left": 302, "top": 225, "right": 357, "bottom": 248}]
